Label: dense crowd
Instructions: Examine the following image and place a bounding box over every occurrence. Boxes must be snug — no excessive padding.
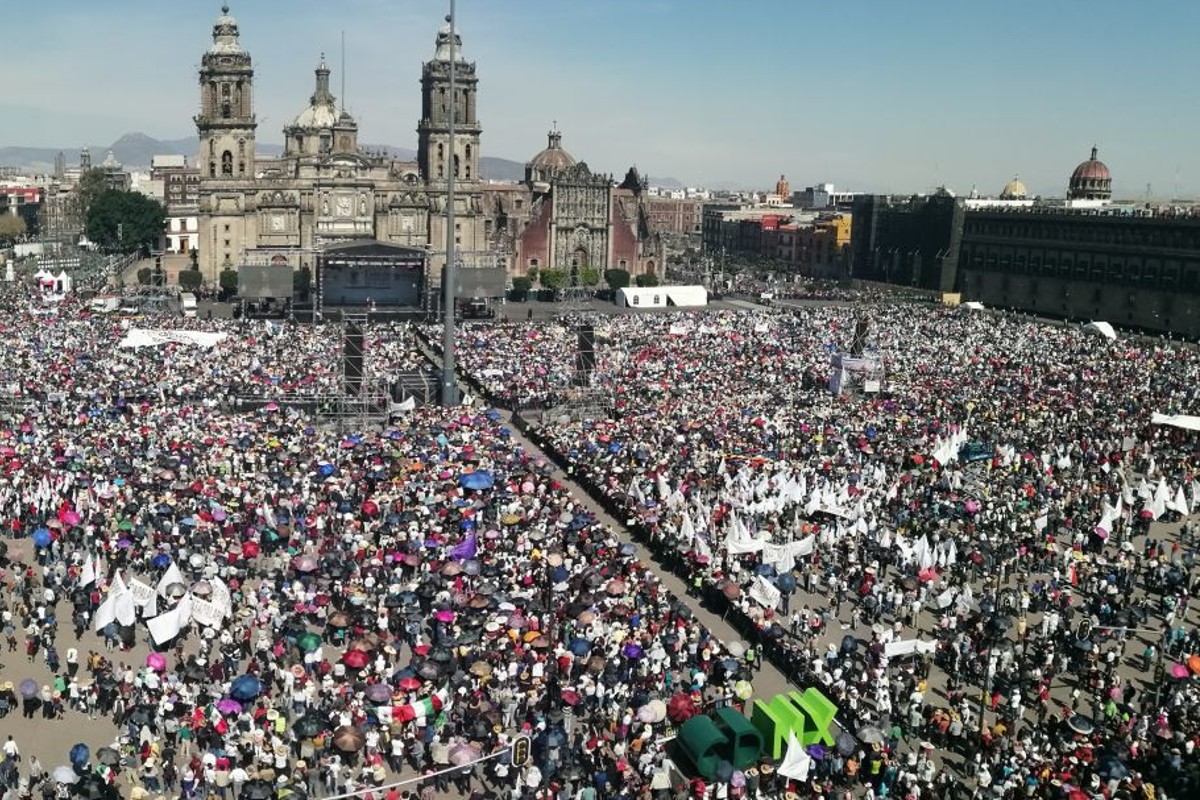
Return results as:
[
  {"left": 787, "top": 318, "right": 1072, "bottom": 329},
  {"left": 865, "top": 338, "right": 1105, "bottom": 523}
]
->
[
  {"left": 444, "top": 305, "right": 1200, "bottom": 798},
  {"left": 0, "top": 288, "right": 753, "bottom": 800}
]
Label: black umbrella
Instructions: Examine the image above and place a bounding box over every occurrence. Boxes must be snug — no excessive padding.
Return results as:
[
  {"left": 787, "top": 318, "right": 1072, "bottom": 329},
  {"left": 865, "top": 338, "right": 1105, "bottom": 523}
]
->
[
  {"left": 293, "top": 714, "right": 325, "bottom": 739},
  {"left": 239, "top": 778, "right": 276, "bottom": 800},
  {"left": 95, "top": 747, "right": 120, "bottom": 767},
  {"left": 73, "top": 773, "right": 115, "bottom": 800},
  {"left": 126, "top": 705, "right": 156, "bottom": 728}
]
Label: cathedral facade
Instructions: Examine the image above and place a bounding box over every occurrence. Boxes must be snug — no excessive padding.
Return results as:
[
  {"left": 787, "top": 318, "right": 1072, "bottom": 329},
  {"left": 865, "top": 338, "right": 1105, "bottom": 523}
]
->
[
  {"left": 194, "top": 6, "right": 484, "bottom": 282},
  {"left": 194, "top": 5, "right": 661, "bottom": 288}
]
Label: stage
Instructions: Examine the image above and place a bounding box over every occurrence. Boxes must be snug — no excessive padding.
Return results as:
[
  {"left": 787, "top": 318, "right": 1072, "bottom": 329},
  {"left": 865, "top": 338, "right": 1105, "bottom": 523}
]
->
[{"left": 316, "top": 241, "right": 427, "bottom": 310}]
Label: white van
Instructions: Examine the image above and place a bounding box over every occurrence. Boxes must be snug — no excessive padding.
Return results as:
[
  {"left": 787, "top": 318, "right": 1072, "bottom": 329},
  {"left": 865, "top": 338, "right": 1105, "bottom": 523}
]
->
[{"left": 179, "top": 292, "right": 198, "bottom": 318}]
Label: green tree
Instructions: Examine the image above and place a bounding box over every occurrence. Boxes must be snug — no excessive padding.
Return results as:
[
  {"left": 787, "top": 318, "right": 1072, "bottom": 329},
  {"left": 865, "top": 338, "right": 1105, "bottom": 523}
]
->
[
  {"left": 178, "top": 270, "right": 202, "bottom": 290},
  {"left": 0, "top": 214, "right": 26, "bottom": 244},
  {"left": 85, "top": 189, "right": 166, "bottom": 253},
  {"left": 635, "top": 272, "right": 660, "bottom": 288},
  {"left": 578, "top": 266, "right": 601, "bottom": 287},
  {"left": 74, "top": 168, "right": 109, "bottom": 219},
  {"left": 219, "top": 269, "right": 240, "bottom": 295},
  {"left": 526, "top": 266, "right": 539, "bottom": 285},
  {"left": 604, "top": 269, "right": 631, "bottom": 290},
  {"left": 137, "top": 267, "right": 153, "bottom": 285},
  {"left": 511, "top": 276, "right": 533, "bottom": 297},
  {"left": 539, "top": 268, "right": 567, "bottom": 291}
]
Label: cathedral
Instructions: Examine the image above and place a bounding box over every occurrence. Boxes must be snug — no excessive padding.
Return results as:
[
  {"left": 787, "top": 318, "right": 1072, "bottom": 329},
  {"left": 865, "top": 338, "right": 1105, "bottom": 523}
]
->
[{"left": 194, "top": 5, "right": 663, "bottom": 292}]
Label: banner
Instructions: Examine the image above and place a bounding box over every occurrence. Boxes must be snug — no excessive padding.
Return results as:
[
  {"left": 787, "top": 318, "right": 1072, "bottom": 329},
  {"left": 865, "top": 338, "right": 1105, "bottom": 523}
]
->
[
  {"left": 190, "top": 597, "right": 224, "bottom": 629},
  {"left": 883, "top": 639, "right": 938, "bottom": 658},
  {"left": 147, "top": 606, "right": 186, "bottom": 645},
  {"left": 128, "top": 578, "right": 157, "bottom": 607},
  {"left": 749, "top": 575, "right": 781, "bottom": 610},
  {"left": 156, "top": 563, "right": 183, "bottom": 597}
]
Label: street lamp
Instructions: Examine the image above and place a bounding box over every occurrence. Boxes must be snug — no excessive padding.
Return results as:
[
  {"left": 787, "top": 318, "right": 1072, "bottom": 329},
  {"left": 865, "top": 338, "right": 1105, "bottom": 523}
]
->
[{"left": 440, "top": 0, "right": 460, "bottom": 407}]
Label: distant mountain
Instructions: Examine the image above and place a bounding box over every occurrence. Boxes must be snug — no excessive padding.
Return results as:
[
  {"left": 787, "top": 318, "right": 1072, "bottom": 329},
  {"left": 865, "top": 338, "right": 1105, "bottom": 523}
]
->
[{"left": 0, "top": 132, "right": 528, "bottom": 180}]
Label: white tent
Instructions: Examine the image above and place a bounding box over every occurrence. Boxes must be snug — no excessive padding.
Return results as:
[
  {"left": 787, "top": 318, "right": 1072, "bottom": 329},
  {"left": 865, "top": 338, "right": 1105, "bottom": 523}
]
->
[
  {"left": 33, "top": 269, "right": 54, "bottom": 285},
  {"left": 615, "top": 285, "right": 708, "bottom": 309},
  {"left": 55, "top": 271, "right": 73, "bottom": 293},
  {"left": 962, "top": 301, "right": 985, "bottom": 311},
  {"left": 1083, "top": 321, "right": 1117, "bottom": 341}
]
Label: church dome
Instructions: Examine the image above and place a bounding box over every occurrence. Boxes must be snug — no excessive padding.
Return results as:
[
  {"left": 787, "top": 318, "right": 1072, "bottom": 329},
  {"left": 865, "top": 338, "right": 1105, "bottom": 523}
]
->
[
  {"left": 288, "top": 56, "right": 343, "bottom": 130},
  {"left": 1068, "top": 146, "right": 1112, "bottom": 200},
  {"left": 529, "top": 129, "right": 576, "bottom": 174},
  {"left": 1000, "top": 176, "right": 1027, "bottom": 199}
]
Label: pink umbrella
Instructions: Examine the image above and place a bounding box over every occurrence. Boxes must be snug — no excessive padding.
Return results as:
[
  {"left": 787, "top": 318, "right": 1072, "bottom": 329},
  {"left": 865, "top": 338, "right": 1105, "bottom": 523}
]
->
[
  {"left": 918, "top": 568, "right": 939, "bottom": 582},
  {"left": 146, "top": 652, "right": 167, "bottom": 672},
  {"left": 1093, "top": 526, "right": 1109, "bottom": 540},
  {"left": 963, "top": 500, "right": 980, "bottom": 514},
  {"left": 60, "top": 509, "right": 82, "bottom": 526},
  {"left": 1169, "top": 663, "right": 1190, "bottom": 679},
  {"left": 434, "top": 610, "right": 455, "bottom": 623}
]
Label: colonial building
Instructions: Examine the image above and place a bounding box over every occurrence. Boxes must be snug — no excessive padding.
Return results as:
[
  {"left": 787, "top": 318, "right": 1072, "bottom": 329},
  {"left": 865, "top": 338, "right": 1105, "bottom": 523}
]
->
[
  {"left": 194, "top": 5, "right": 485, "bottom": 281},
  {"left": 479, "top": 131, "right": 663, "bottom": 282}
]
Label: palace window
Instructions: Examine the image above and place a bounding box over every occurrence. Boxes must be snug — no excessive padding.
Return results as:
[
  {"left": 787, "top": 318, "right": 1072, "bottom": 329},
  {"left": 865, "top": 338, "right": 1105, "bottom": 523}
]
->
[{"left": 221, "top": 151, "right": 233, "bottom": 176}]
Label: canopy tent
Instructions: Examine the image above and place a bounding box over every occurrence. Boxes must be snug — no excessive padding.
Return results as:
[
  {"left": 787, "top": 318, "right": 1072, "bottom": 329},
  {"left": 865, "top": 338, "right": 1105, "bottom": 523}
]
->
[
  {"left": 1083, "top": 320, "right": 1117, "bottom": 341},
  {"left": 615, "top": 285, "right": 708, "bottom": 309},
  {"left": 961, "top": 301, "right": 985, "bottom": 311},
  {"left": 1151, "top": 413, "right": 1200, "bottom": 433},
  {"left": 55, "top": 271, "right": 74, "bottom": 293}
]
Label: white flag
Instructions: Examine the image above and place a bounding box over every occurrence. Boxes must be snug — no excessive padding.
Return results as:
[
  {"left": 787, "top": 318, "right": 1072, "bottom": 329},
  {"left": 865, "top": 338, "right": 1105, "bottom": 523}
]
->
[
  {"left": 79, "top": 556, "right": 96, "bottom": 587},
  {"left": 156, "top": 563, "right": 183, "bottom": 598}
]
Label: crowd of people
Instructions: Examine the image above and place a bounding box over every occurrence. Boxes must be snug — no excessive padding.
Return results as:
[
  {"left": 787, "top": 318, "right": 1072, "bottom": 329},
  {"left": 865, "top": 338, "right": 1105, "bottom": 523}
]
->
[
  {"left": 442, "top": 304, "right": 1200, "bottom": 798},
  {"left": 0, "top": 281, "right": 1198, "bottom": 800}
]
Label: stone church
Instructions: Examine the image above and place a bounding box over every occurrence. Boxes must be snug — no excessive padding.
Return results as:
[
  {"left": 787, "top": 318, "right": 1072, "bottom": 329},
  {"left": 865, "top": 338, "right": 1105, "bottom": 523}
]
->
[{"left": 194, "top": 4, "right": 661, "bottom": 287}]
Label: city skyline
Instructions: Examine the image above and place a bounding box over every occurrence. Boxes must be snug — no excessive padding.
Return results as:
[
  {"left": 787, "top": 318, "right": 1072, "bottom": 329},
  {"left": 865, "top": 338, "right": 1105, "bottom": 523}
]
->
[{"left": 3, "top": 0, "right": 1199, "bottom": 197}]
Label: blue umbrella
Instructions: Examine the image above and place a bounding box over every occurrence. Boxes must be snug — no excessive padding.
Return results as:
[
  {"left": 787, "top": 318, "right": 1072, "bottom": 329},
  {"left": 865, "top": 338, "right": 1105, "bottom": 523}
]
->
[
  {"left": 229, "top": 674, "right": 263, "bottom": 701},
  {"left": 459, "top": 471, "right": 494, "bottom": 491},
  {"left": 152, "top": 554, "right": 171, "bottom": 569},
  {"left": 69, "top": 743, "right": 90, "bottom": 766},
  {"left": 33, "top": 527, "right": 51, "bottom": 547},
  {"left": 318, "top": 464, "right": 336, "bottom": 478},
  {"left": 618, "top": 543, "right": 637, "bottom": 557},
  {"left": 567, "top": 638, "right": 591, "bottom": 657},
  {"left": 775, "top": 573, "right": 797, "bottom": 592},
  {"left": 551, "top": 566, "right": 569, "bottom": 583}
]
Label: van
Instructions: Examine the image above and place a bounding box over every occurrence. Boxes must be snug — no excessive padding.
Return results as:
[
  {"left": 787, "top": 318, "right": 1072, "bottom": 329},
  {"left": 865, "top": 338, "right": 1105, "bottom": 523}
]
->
[{"left": 179, "top": 292, "right": 198, "bottom": 318}]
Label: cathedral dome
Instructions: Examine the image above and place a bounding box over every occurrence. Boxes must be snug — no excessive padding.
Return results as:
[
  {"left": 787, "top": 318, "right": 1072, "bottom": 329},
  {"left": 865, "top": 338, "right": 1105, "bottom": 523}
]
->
[
  {"left": 529, "top": 129, "right": 576, "bottom": 174},
  {"left": 1068, "top": 146, "right": 1112, "bottom": 200},
  {"left": 209, "top": 3, "right": 244, "bottom": 55},
  {"left": 289, "top": 56, "right": 343, "bottom": 130},
  {"left": 1000, "top": 176, "right": 1027, "bottom": 199}
]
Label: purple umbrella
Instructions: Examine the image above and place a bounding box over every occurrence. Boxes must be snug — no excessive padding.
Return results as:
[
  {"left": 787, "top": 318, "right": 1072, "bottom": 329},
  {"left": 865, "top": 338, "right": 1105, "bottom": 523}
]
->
[
  {"left": 806, "top": 744, "right": 827, "bottom": 760},
  {"left": 216, "top": 698, "right": 242, "bottom": 715},
  {"left": 622, "top": 643, "right": 644, "bottom": 659},
  {"left": 365, "top": 683, "right": 392, "bottom": 703},
  {"left": 117, "top": 539, "right": 133, "bottom": 549},
  {"left": 19, "top": 679, "right": 37, "bottom": 698}
]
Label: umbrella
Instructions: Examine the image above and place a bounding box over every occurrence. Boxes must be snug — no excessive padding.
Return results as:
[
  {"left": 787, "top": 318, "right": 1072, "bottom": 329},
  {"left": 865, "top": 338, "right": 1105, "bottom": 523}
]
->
[
  {"left": 53, "top": 766, "right": 78, "bottom": 785},
  {"left": 239, "top": 779, "right": 275, "bottom": 800},
  {"left": 470, "top": 661, "right": 492, "bottom": 678},
  {"left": 327, "top": 611, "right": 351, "bottom": 628},
  {"left": 292, "top": 554, "right": 319, "bottom": 573},
  {"left": 69, "top": 743, "right": 90, "bottom": 766},
  {"left": 606, "top": 579, "right": 626, "bottom": 596},
  {"left": 365, "top": 683, "right": 393, "bottom": 703},
  {"left": 725, "top": 641, "right": 747, "bottom": 658},
  {"left": 1190, "top": 654, "right": 1200, "bottom": 675},
  {"left": 216, "top": 698, "right": 242, "bottom": 715},
  {"left": 398, "top": 676, "right": 423, "bottom": 691},
  {"left": 1066, "top": 715, "right": 1095, "bottom": 735},
  {"left": 73, "top": 774, "right": 112, "bottom": 800},
  {"left": 733, "top": 681, "right": 753, "bottom": 701},
  {"left": 19, "top": 678, "right": 37, "bottom": 698},
  {"left": 561, "top": 689, "right": 581, "bottom": 706},
  {"left": 297, "top": 632, "right": 322, "bottom": 653},
  {"left": 293, "top": 714, "right": 325, "bottom": 738},
  {"left": 126, "top": 705, "right": 156, "bottom": 728},
  {"left": 342, "top": 649, "right": 370, "bottom": 669},
  {"left": 835, "top": 732, "right": 857, "bottom": 756},
  {"left": 145, "top": 652, "right": 167, "bottom": 672},
  {"left": 667, "top": 693, "right": 697, "bottom": 724},
  {"left": 567, "top": 638, "right": 591, "bottom": 657},
  {"left": 449, "top": 743, "right": 482, "bottom": 766},
  {"left": 331, "top": 726, "right": 366, "bottom": 752},
  {"left": 721, "top": 580, "right": 740, "bottom": 599},
  {"left": 622, "top": 642, "right": 644, "bottom": 659},
  {"left": 229, "top": 674, "right": 263, "bottom": 701},
  {"left": 459, "top": 471, "right": 494, "bottom": 491},
  {"left": 1169, "top": 663, "right": 1190, "bottom": 679},
  {"left": 806, "top": 744, "right": 827, "bottom": 760},
  {"left": 95, "top": 747, "right": 120, "bottom": 767},
  {"left": 857, "top": 726, "right": 886, "bottom": 744}
]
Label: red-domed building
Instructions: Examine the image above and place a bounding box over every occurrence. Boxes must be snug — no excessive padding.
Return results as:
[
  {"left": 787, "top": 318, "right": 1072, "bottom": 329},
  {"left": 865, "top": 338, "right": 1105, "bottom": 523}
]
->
[{"left": 1067, "top": 146, "right": 1112, "bottom": 201}]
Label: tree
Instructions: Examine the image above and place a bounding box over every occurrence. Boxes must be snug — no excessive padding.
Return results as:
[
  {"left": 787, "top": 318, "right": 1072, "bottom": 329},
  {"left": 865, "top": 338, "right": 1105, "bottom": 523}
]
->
[
  {"left": 539, "top": 268, "right": 567, "bottom": 291},
  {"left": 604, "top": 269, "right": 631, "bottom": 290},
  {"left": 74, "top": 168, "right": 109, "bottom": 220},
  {"left": 219, "top": 269, "right": 239, "bottom": 296},
  {"left": 578, "top": 267, "right": 601, "bottom": 287},
  {"left": 137, "top": 267, "right": 153, "bottom": 286},
  {"left": 635, "top": 273, "right": 660, "bottom": 288},
  {"left": 178, "top": 270, "right": 202, "bottom": 290},
  {"left": 526, "top": 266, "right": 539, "bottom": 285},
  {"left": 511, "top": 276, "right": 533, "bottom": 298},
  {"left": 0, "top": 214, "right": 26, "bottom": 244},
  {"left": 85, "top": 189, "right": 166, "bottom": 253}
]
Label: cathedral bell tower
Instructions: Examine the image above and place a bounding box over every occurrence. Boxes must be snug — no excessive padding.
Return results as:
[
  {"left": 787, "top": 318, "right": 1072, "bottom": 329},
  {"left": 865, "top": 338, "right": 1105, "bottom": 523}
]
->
[
  {"left": 417, "top": 20, "right": 480, "bottom": 184},
  {"left": 195, "top": 4, "right": 256, "bottom": 179}
]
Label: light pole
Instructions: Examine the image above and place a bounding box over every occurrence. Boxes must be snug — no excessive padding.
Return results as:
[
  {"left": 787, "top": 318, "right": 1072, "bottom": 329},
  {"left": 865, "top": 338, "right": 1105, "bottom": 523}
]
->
[{"left": 440, "top": 0, "right": 460, "bottom": 407}]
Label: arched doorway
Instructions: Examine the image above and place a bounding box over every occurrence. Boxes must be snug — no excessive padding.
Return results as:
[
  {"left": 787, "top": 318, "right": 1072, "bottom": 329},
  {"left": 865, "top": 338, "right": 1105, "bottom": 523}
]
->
[
  {"left": 270, "top": 255, "right": 288, "bottom": 265},
  {"left": 645, "top": 260, "right": 655, "bottom": 275},
  {"left": 569, "top": 246, "right": 588, "bottom": 286}
]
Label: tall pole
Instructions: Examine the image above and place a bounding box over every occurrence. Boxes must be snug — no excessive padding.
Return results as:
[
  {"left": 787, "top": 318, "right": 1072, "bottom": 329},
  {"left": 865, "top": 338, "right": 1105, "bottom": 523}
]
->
[{"left": 440, "top": 0, "right": 459, "bottom": 406}]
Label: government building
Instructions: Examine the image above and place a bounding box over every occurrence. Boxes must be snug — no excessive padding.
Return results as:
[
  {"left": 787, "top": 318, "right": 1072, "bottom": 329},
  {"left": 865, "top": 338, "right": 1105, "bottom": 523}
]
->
[{"left": 194, "top": 5, "right": 663, "bottom": 298}]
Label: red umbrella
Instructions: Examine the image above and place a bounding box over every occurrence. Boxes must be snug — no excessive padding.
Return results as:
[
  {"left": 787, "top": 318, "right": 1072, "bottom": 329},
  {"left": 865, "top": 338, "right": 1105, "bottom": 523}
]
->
[
  {"left": 362, "top": 500, "right": 380, "bottom": 517},
  {"left": 242, "top": 541, "right": 261, "bottom": 558},
  {"left": 342, "top": 649, "right": 370, "bottom": 669},
  {"left": 398, "top": 677, "right": 422, "bottom": 691},
  {"left": 561, "top": 689, "right": 581, "bottom": 706},
  {"left": 911, "top": 454, "right": 925, "bottom": 466},
  {"left": 667, "top": 693, "right": 697, "bottom": 724},
  {"left": 918, "top": 568, "right": 939, "bottom": 583}
]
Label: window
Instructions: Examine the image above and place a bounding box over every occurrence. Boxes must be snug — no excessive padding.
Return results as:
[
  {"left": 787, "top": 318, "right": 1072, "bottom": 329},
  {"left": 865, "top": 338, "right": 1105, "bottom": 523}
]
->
[
  {"left": 632, "top": 295, "right": 640, "bottom": 306},
  {"left": 221, "top": 151, "right": 233, "bottom": 176},
  {"left": 514, "top": 199, "right": 523, "bottom": 210},
  {"left": 224, "top": 224, "right": 231, "bottom": 232},
  {"left": 529, "top": 258, "right": 539, "bottom": 268},
  {"left": 653, "top": 295, "right": 661, "bottom": 304}
]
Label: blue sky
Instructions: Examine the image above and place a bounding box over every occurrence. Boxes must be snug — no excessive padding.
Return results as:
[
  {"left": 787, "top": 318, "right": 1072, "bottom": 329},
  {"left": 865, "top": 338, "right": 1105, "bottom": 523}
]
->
[{"left": 4, "top": 0, "right": 1198, "bottom": 196}]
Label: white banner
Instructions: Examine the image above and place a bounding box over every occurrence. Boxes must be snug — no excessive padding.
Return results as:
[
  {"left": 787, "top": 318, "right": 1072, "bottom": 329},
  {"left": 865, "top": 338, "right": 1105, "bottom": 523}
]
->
[
  {"left": 209, "top": 577, "right": 233, "bottom": 618},
  {"left": 749, "top": 575, "right": 781, "bottom": 610},
  {"left": 147, "top": 607, "right": 186, "bottom": 645},
  {"left": 156, "top": 563, "right": 183, "bottom": 597},
  {"left": 189, "top": 597, "right": 224, "bottom": 629},
  {"left": 118, "top": 329, "right": 228, "bottom": 349},
  {"left": 883, "top": 639, "right": 938, "bottom": 658},
  {"left": 128, "top": 578, "right": 157, "bottom": 607}
]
